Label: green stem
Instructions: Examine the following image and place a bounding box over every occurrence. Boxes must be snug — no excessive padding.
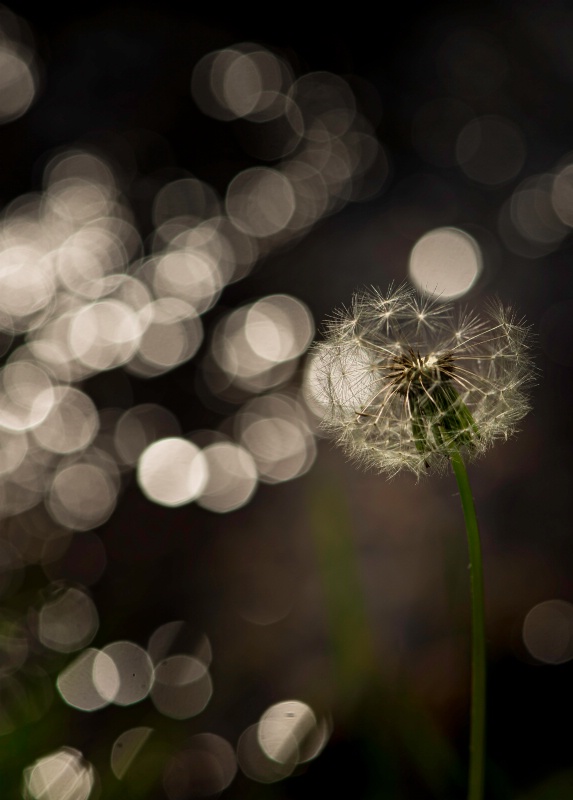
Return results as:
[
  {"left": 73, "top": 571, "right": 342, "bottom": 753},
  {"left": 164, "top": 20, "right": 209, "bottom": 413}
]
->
[{"left": 450, "top": 449, "right": 486, "bottom": 800}]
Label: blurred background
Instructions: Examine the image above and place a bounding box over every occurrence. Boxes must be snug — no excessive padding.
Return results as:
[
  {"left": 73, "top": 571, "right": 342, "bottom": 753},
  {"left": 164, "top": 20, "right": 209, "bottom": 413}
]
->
[{"left": 0, "top": 1, "right": 571, "bottom": 797}]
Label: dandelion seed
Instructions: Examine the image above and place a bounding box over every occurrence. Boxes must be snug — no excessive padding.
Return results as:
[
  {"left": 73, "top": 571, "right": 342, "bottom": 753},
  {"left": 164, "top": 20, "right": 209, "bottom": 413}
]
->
[{"left": 311, "top": 284, "right": 534, "bottom": 477}]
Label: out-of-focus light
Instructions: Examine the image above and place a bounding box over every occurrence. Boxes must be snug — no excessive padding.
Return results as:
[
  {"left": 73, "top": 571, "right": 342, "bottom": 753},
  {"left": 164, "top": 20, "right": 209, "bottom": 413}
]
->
[
  {"left": 48, "top": 178, "right": 115, "bottom": 228},
  {"left": 240, "top": 416, "right": 315, "bottom": 485},
  {"left": 69, "top": 300, "right": 142, "bottom": 371},
  {"left": 128, "top": 298, "right": 203, "bottom": 377},
  {"left": 237, "top": 393, "right": 316, "bottom": 485},
  {"left": 48, "top": 460, "right": 119, "bottom": 531},
  {"left": 290, "top": 72, "right": 356, "bottom": 130},
  {"left": 510, "top": 174, "right": 568, "bottom": 245},
  {"left": 57, "top": 648, "right": 119, "bottom": 711},
  {"left": 257, "top": 701, "right": 321, "bottom": 765},
  {"left": 115, "top": 404, "right": 180, "bottom": 466},
  {"left": 0, "top": 461, "right": 46, "bottom": 520},
  {"left": 32, "top": 387, "right": 99, "bottom": 454},
  {"left": 163, "top": 221, "right": 235, "bottom": 281},
  {"left": 38, "top": 586, "right": 99, "bottom": 653},
  {"left": 211, "top": 295, "right": 313, "bottom": 395},
  {"left": 226, "top": 168, "right": 295, "bottom": 238},
  {"left": 456, "top": 115, "right": 526, "bottom": 185},
  {"left": 281, "top": 160, "right": 328, "bottom": 231},
  {"left": 498, "top": 175, "right": 568, "bottom": 259},
  {"left": 111, "top": 727, "right": 153, "bottom": 780},
  {"left": 0, "top": 360, "right": 55, "bottom": 432},
  {"left": 237, "top": 724, "right": 295, "bottom": 783},
  {"left": 23, "top": 747, "right": 95, "bottom": 800},
  {"left": 153, "top": 178, "right": 220, "bottom": 228},
  {"left": 100, "top": 641, "right": 154, "bottom": 706},
  {"left": 108, "top": 730, "right": 156, "bottom": 789},
  {"left": 152, "top": 248, "right": 223, "bottom": 315},
  {"left": 0, "top": 503, "right": 72, "bottom": 564},
  {"left": 0, "top": 43, "right": 37, "bottom": 124},
  {"left": 409, "top": 226, "right": 482, "bottom": 298},
  {"left": 192, "top": 45, "right": 291, "bottom": 122},
  {"left": 163, "top": 734, "right": 237, "bottom": 799},
  {"left": 222, "top": 50, "right": 282, "bottom": 118},
  {"left": 201, "top": 216, "right": 259, "bottom": 284},
  {"left": 147, "top": 621, "right": 212, "bottom": 666},
  {"left": 197, "top": 442, "right": 258, "bottom": 513},
  {"left": 523, "top": 599, "right": 573, "bottom": 664},
  {"left": 0, "top": 428, "right": 27, "bottom": 477},
  {"left": 137, "top": 438, "right": 208, "bottom": 507},
  {"left": 245, "top": 295, "right": 313, "bottom": 362},
  {"left": 552, "top": 161, "right": 573, "bottom": 227},
  {"left": 151, "top": 655, "right": 212, "bottom": 719},
  {"left": 0, "top": 244, "right": 55, "bottom": 325},
  {"left": 43, "top": 150, "right": 117, "bottom": 193},
  {"left": 27, "top": 305, "right": 80, "bottom": 383}
]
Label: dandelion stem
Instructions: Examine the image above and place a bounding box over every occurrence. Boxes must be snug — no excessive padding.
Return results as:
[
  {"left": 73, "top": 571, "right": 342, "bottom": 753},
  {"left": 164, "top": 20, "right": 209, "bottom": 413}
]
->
[{"left": 450, "top": 449, "right": 486, "bottom": 800}]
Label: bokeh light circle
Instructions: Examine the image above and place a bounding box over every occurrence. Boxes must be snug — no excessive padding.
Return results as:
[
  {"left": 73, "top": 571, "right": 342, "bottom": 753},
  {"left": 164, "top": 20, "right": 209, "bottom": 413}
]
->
[
  {"left": 523, "top": 599, "right": 573, "bottom": 664},
  {"left": 137, "top": 438, "right": 208, "bottom": 507},
  {"left": 409, "top": 227, "right": 482, "bottom": 299}
]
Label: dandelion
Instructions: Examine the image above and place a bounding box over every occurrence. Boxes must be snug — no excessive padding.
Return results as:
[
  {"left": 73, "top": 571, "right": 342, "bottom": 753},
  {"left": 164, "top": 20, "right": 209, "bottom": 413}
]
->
[
  {"left": 312, "top": 283, "right": 533, "bottom": 477},
  {"left": 310, "top": 283, "right": 534, "bottom": 800}
]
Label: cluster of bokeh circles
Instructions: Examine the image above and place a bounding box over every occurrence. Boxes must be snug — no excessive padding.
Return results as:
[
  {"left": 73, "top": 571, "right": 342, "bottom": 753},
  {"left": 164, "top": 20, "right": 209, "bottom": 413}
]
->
[
  {"left": 29, "top": 606, "right": 330, "bottom": 798},
  {"left": 0, "top": 6, "right": 392, "bottom": 796},
  {"left": 0, "top": 36, "right": 390, "bottom": 536},
  {"left": 4, "top": 5, "right": 573, "bottom": 797}
]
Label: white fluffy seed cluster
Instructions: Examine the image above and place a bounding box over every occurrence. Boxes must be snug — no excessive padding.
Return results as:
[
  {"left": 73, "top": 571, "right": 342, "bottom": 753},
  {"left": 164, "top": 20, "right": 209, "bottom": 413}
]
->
[{"left": 311, "top": 284, "right": 534, "bottom": 477}]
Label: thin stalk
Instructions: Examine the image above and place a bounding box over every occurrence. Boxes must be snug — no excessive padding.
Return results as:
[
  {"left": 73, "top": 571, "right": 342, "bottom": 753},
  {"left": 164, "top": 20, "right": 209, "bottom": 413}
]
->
[{"left": 450, "top": 449, "right": 486, "bottom": 800}]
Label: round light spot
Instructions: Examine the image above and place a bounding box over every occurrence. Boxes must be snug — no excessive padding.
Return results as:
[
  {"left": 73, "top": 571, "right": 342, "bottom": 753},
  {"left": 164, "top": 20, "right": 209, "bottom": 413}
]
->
[
  {"left": 0, "top": 360, "right": 55, "bottom": 432},
  {"left": 409, "top": 227, "right": 482, "bottom": 299},
  {"left": 132, "top": 299, "right": 203, "bottom": 375},
  {"left": 226, "top": 168, "right": 295, "bottom": 238},
  {"left": 151, "top": 655, "right": 212, "bottom": 719},
  {"left": 57, "top": 648, "right": 119, "bottom": 711},
  {"left": 240, "top": 415, "right": 315, "bottom": 484},
  {"left": 32, "top": 387, "right": 99, "bottom": 454},
  {"left": 245, "top": 295, "right": 314, "bottom": 362},
  {"left": 68, "top": 300, "right": 142, "bottom": 371},
  {"left": 99, "top": 641, "right": 154, "bottom": 706},
  {"left": 552, "top": 162, "right": 573, "bottom": 227},
  {"left": 163, "top": 734, "right": 237, "bottom": 799},
  {"left": 137, "top": 438, "right": 208, "bottom": 507},
  {"left": 114, "top": 404, "right": 181, "bottom": 466},
  {"left": 237, "top": 724, "right": 295, "bottom": 783},
  {"left": 39, "top": 587, "right": 99, "bottom": 653},
  {"left": 0, "top": 44, "right": 37, "bottom": 124},
  {"left": 456, "top": 115, "right": 525, "bottom": 185},
  {"left": 48, "top": 462, "right": 119, "bottom": 531},
  {"left": 152, "top": 249, "right": 223, "bottom": 315},
  {"left": 258, "top": 700, "right": 318, "bottom": 764},
  {"left": 111, "top": 727, "right": 153, "bottom": 780},
  {"left": 523, "top": 599, "right": 573, "bottom": 664},
  {"left": 23, "top": 748, "right": 95, "bottom": 800},
  {"left": 197, "top": 442, "right": 258, "bottom": 513}
]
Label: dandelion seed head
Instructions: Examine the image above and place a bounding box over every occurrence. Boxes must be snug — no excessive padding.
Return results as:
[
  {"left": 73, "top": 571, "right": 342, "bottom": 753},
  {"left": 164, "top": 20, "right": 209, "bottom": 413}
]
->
[{"left": 310, "top": 284, "right": 534, "bottom": 477}]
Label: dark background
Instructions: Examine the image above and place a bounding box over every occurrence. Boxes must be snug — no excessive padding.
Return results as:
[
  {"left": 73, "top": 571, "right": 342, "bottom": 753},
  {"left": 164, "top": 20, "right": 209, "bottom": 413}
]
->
[{"left": 1, "top": 1, "right": 572, "bottom": 798}]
